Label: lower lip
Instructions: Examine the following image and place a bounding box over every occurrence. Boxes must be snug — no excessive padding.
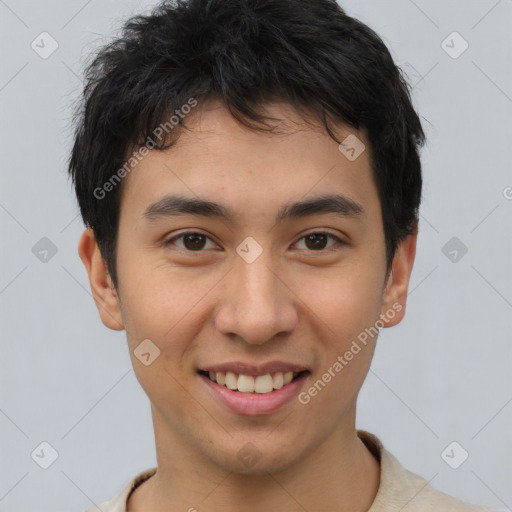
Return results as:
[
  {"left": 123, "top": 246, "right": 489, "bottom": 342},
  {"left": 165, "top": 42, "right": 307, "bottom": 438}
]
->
[{"left": 199, "top": 373, "right": 309, "bottom": 416}]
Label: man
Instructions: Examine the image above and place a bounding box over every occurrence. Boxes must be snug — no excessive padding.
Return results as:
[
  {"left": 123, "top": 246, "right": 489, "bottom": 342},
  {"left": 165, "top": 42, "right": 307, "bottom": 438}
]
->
[{"left": 69, "top": 0, "right": 500, "bottom": 510}]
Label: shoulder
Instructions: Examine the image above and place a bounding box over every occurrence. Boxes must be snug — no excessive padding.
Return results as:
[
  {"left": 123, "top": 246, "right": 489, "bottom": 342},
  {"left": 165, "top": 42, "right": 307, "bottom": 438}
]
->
[
  {"left": 357, "top": 430, "right": 503, "bottom": 512},
  {"left": 84, "top": 468, "right": 157, "bottom": 512},
  {"left": 382, "top": 452, "right": 500, "bottom": 512}
]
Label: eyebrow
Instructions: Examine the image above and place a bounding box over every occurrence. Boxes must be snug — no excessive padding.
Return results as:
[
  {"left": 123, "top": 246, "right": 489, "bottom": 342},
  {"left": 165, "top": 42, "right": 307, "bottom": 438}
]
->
[{"left": 143, "top": 193, "right": 363, "bottom": 223}]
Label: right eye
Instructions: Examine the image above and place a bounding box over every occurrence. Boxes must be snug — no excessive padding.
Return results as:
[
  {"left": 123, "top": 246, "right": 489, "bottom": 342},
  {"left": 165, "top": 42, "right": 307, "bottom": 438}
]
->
[{"left": 163, "top": 231, "right": 219, "bottom": 252}]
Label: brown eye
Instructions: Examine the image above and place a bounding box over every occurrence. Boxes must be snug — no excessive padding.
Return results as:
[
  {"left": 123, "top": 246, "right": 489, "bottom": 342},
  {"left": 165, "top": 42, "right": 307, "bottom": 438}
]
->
[
  {"left": 294, "top": 232, "right": 342, "bottom": 251},
  {"left": 182, "top": 233, "right": 207, "bottom": 250},
  {"left": 165, "top": 232, "right": 217, "bottom": 251},
  {"left": 305, "top": 233, "right": 328, "bottom": 250}
]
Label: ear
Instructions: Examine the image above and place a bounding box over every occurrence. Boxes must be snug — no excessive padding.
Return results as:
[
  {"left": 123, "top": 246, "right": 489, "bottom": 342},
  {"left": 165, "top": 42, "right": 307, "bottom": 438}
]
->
[
  {"left": 78, "top": 228, "right": 124, "bottom": 331},
  {"left": 379, "top": 231, "right": 417, "bottom": 328}
]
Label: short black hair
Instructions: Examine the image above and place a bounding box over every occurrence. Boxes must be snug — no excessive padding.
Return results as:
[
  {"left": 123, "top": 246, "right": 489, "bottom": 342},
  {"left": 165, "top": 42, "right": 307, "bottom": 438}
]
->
[{"left": 68, "top": 0, "right": 425, "bottom": 289}]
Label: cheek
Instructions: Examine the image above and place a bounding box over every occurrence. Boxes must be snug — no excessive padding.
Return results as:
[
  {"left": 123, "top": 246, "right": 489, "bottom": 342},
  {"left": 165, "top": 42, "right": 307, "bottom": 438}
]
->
[
  {"left": 298, "top": 264, "right": 385, "bottom": 342},
  {"left": 117, "top": 265, "right": 208, "bottom": 414},
  {"left": 294, "top": 263, "right": 384, "bottom": 403},
  {"left": 117, "top": 259, "right": 224, "bottom": 352},
  {"left": 298, "top": 271, "right": 381, "bottom": 418}
]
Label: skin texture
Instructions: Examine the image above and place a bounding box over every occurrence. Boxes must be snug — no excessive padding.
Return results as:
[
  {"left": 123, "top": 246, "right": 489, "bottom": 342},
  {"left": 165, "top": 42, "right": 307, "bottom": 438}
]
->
[{"left": 79, "top": 99, "right": 417, "bottom": 511}]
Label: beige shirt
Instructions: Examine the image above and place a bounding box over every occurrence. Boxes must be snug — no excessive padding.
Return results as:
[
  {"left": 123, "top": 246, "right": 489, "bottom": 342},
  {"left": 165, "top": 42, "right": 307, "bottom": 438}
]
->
[{"left": 86, "top": 430, "right": 501, "bottom": 512}]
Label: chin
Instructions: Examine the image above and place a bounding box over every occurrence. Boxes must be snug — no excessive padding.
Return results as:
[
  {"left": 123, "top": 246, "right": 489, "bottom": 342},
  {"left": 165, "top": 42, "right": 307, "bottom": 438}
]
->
[{"left": 204, "top": 441, "right": 304, "bottom": 476}]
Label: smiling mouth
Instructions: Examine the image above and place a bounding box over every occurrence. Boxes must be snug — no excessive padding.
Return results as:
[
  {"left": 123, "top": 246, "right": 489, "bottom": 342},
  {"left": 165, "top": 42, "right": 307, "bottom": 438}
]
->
[{"left": 198, "top": 370, "right": 309, "bottom": 394}]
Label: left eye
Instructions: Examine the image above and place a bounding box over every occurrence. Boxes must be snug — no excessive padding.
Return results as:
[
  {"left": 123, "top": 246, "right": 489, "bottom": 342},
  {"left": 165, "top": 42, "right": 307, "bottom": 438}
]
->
[{"left": 293, "top": 232, "right": 342, "bottom": 251}]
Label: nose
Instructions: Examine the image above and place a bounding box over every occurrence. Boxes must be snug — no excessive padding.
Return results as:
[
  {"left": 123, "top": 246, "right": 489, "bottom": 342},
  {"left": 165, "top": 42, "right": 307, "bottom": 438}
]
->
[{"left": 213, "top": 252, "right": 299, "bottom": 345}]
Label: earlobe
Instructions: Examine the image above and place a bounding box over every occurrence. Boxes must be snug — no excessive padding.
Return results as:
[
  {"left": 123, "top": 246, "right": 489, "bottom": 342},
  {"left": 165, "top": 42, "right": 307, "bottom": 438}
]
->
[
  {"left": 78, "top": 228, "right": 124, "bottom": 331},
  {"left": 380, "top": 231, "right": 418, "bottom": 328}
]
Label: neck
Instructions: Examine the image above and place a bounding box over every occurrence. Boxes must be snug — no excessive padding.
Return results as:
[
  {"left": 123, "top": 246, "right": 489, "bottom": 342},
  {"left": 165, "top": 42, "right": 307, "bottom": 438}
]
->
[{"left": 127, "top": 408, "right": 380, "bottom": 512}]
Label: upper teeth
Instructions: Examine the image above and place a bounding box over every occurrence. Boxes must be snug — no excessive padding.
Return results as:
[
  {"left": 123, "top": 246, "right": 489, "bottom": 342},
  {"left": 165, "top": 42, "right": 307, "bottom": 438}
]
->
[{"left": 207, "top": 371, "right": 297, "bottom": 394}]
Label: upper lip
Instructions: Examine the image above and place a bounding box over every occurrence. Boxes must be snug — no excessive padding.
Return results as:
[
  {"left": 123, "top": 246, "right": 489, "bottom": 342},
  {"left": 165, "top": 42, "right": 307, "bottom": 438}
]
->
[{"left": 199, "top": 361, "right": 309, "bottom": 376}]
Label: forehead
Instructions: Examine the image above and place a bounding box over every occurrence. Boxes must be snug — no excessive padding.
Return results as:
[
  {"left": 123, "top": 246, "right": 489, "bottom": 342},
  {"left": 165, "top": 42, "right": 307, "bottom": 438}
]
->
[{"left": 120, "top": 98, "right": 379, "bottom": 224}]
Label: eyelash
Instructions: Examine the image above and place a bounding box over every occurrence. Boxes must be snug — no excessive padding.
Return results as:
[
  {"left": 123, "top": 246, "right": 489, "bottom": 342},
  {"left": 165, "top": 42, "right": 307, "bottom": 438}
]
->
[{"left": 163, "top": 230, "right": 345, "bottom": 253}]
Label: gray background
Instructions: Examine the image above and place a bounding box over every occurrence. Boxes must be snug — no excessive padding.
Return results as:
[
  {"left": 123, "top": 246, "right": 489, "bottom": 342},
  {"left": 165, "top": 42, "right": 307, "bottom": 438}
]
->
[{"left": 0, "top": 0, "right": 511, "bottom": 510}]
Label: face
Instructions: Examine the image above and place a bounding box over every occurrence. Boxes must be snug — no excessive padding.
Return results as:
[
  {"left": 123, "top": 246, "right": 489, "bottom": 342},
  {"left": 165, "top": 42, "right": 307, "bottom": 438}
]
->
[{"left": 80, "top": 98, "right": 416, "bottom": 475}]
